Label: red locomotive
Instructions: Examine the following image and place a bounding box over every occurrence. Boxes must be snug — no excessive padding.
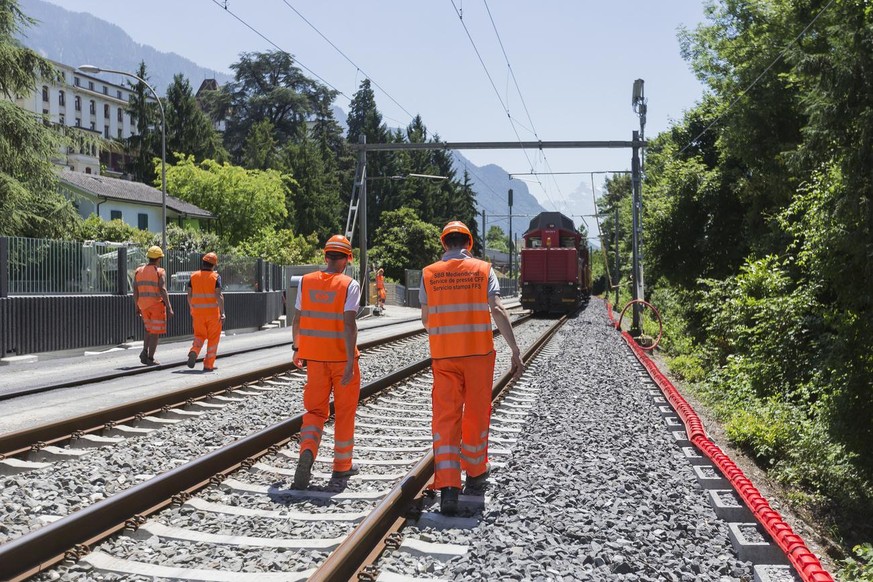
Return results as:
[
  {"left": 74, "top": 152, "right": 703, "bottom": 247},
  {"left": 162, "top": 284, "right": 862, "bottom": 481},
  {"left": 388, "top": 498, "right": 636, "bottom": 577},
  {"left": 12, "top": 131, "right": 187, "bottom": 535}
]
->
[{"left": 519, "top": 212, "right": 591, "bottom": 314}]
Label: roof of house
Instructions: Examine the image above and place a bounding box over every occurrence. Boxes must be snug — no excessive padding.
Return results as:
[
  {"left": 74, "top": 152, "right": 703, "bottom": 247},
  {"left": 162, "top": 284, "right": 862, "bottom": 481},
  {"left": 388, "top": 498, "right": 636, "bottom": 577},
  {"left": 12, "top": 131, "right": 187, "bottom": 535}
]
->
[{"left": 59, "top": 169, "right": 213, "bottom": 219}]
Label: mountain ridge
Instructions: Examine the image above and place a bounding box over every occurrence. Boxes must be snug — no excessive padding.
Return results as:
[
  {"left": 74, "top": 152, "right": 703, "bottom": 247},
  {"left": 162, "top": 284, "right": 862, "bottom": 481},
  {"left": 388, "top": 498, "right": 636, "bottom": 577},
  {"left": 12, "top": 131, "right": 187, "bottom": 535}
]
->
[{"left": 16, "top": 0, "right": 549, "bottom": 238}]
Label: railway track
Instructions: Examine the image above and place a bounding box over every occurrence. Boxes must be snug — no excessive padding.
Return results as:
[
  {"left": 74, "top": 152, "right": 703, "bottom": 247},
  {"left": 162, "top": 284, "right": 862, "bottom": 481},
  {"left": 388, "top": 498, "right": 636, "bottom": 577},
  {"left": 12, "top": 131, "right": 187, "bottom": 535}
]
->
[{"left": 0, "top": 314, "right": 547, "bottom": 581}]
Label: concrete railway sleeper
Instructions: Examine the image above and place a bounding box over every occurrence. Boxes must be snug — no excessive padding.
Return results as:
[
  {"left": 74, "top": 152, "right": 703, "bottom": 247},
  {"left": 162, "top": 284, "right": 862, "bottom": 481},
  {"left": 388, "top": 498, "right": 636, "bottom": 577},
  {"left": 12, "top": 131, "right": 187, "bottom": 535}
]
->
[
  {"left": 0, "top": 327, "right": 438, "bottom": 461},
  {"left": 0, "top": 316, "right": 541, "bottom": 581}
]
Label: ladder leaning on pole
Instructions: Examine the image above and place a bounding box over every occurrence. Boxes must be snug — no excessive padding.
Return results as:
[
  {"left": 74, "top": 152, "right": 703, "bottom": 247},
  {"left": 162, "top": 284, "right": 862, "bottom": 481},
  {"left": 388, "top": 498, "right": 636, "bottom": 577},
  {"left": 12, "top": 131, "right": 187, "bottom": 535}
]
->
[{"left": 344, "top": 161, "right": 366, "bottom": 241}]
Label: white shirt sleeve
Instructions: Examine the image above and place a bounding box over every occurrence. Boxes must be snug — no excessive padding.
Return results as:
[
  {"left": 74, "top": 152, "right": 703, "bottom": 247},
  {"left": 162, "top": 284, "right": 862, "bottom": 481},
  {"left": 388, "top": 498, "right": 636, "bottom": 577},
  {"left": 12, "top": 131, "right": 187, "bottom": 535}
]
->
[
  {"left": 345, "top": 280, "right": 361, "bottom": 311},
  {"left": 295, "top": 280, "right": 303, "bottom": 311}
]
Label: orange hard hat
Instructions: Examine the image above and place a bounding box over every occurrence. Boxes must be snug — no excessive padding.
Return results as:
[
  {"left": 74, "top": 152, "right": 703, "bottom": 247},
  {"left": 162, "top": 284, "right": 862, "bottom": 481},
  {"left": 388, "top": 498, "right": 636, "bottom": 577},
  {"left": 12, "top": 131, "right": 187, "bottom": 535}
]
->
[
  {"left": 440, "top": 220, "right": 473, "bottom": 251},
  {"left": 202, "top": 252, "right": 218, "bottom": 265},
  {"left": 324, "top": 234, "right": 353, "bottom": 260}
]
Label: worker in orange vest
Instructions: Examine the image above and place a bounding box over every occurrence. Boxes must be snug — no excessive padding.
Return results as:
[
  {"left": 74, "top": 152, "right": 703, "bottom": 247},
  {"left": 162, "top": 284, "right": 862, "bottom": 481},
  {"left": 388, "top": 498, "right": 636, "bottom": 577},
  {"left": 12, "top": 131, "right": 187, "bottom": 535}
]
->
[
  {"left": 420, "top": 221, "right": 524, "bottom": 515},
  {"left": 375, "top": 267, "right": 386, "bottom": 312},
  {"left": 186, "top": 252, "right": 225, "bottom": 372},
  {"left": 291, "top": 235, "right": 361, "bottom": 488},
  {"left": 133, "top": 245, "right": 174, "bottom": 365}
]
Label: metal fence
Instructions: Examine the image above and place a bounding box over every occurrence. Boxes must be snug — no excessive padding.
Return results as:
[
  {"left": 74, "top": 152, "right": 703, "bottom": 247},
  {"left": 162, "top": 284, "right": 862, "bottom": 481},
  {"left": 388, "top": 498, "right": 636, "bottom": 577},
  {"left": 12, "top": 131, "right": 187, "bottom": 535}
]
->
[{"left": 0, "top": 236, "right": 287, "bottom": 297}]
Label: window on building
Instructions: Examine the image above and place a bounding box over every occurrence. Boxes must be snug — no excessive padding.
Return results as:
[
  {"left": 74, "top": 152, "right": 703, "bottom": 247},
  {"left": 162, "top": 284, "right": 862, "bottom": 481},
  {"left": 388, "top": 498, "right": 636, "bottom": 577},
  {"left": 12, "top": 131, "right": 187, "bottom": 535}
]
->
[
  {"left": 75, "top": 118, "right": 81, "bottom": 127},
  {"left": 89, "top": 121, "right": 95, "bottom": 131},
  {"left": 117, "top": 128, "right": 122, "bottom": 139},
  {"left": 74, "top": 77, "right": 80, "bottom": 87},
  {"left": 42, "top": 108, "right": 48, "bottom": 116},
  {"left": 117, "top": 90, "right": 123, "bottom": 99},
  {"left": 59, "top": 113, "right": 65, "bottom": 125},
  {"left": 41, "top": 86, "right": 48, "bottom": 101},
  {"left": 117, "top": 108, "right": 123, "bottom": 122},
  {"left": 103, "top": 86, "right": 108, "bottom": 95},
  {"left": 58, "top": 90, "right": 65, "bottom": 107},
  {"left": 74, "top": 95, "right": 81, "bottom": 111},
  {"left": 138, "top": 213, "right": 149, "bottom": 230},
  {"left": 89, "top": 100, "right": 95, "bottom": 114},
  {"left": 104, "top": 104, "right": 110, "bottom": 119},
  {"left": 88, "top": 81, "right": 94, "bottom": 91},
  {"left": 85, "top": 167, "right": 92, "bottom": 174},
  {"left": 104, "top": 125, "right": 109, "bottom": 138},
  {"left": 110, "top": 210, "right": 122, "bottom": 221}
]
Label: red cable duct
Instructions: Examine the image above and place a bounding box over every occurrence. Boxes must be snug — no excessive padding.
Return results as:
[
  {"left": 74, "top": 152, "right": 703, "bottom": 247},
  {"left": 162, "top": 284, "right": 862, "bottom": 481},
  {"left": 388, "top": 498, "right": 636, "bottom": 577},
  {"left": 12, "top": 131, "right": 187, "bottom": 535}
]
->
[{"left": 604, "top": 300, "right": 833, "bottom": 582}]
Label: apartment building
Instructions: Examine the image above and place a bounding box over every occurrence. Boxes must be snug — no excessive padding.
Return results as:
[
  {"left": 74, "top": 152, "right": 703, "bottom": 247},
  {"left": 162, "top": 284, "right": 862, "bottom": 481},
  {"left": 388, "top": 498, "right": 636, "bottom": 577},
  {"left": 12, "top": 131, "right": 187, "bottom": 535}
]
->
[{"left": 13, "top": 60, "right": 151, "bottom": 176}]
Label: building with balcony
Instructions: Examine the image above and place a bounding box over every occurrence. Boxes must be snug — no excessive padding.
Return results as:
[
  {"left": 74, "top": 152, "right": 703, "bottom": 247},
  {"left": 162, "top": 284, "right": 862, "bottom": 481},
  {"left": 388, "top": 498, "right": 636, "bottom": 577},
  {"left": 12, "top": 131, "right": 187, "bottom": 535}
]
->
[{"left": 12, "top": 60, "right": 153, "bottom": 176}]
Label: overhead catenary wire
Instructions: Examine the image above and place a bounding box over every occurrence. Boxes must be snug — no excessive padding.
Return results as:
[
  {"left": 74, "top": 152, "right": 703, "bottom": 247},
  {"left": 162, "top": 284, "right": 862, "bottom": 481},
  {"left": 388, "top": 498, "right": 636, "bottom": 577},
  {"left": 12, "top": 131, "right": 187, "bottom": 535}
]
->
[
  {"left": 678, "top": 0, "right": 835, "bottom": 155},
  {"left": 448, "top": 0, "right": 559, "bottom": 213},
  {"left": 482, "top": 0, "right": 567, "bottom": 209},
  {"left": 209, "top": 0, "right": 349, "bottom": 101},
  {"left": 278, "top": 0, "right": 417, "bottom": 122}
]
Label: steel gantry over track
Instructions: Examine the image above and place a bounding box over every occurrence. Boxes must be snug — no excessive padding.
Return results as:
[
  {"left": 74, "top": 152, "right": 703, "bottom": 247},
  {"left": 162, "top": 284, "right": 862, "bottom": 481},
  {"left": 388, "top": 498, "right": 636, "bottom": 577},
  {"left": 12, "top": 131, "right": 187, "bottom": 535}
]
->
[{"left": 345, "top": 135, "right": 646, "bottom": 329}]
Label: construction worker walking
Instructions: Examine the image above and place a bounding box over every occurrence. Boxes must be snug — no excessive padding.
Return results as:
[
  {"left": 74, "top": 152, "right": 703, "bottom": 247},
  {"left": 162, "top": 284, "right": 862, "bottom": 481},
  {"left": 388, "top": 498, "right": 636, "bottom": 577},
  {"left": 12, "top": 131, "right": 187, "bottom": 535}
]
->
[
  {"left": 420, "top": 221, "right": 524, "bottom": 515},
  {"left": 375, "top": 268, "right": 386, "bottom": 312},
  {"left": 291, "top": 235, "right": 361, "bottom": 488},
  {"left": 133, "top": 246, "right": 174, "bottom": 365},
  {"left": 186, "top": 252, "right": 225, "bottom": 372}
]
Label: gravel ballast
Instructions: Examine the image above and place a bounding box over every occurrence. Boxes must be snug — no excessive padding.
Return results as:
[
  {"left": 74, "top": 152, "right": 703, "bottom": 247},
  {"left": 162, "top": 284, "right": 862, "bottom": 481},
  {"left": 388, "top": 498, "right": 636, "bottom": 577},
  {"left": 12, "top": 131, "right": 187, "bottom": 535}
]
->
[{"left": 380, "top": 301, "right": 754, "bottom": 581}]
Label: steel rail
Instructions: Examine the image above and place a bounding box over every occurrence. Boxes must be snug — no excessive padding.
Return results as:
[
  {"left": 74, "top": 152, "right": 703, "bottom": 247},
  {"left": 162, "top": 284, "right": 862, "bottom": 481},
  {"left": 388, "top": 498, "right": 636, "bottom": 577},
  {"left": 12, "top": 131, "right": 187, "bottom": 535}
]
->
[
  {"left": 0, "top": 315, "right": 531, "bottom": 581},
  {"left": 0, "top": 328, "right": 426, "bottom": 458},
  {"left": 0, "top": 318, "right": 425, "bottom": 402},
  {"left": 309, "top": 313, "right": 569, "bottom": 582}
]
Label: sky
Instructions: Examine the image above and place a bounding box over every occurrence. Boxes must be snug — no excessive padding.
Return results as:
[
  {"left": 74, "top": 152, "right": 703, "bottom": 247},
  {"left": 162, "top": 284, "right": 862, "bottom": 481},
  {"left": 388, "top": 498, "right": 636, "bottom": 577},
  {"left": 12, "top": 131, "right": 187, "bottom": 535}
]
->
[{"left": 44, "top": 0, "right": 709, "bottom": 223}]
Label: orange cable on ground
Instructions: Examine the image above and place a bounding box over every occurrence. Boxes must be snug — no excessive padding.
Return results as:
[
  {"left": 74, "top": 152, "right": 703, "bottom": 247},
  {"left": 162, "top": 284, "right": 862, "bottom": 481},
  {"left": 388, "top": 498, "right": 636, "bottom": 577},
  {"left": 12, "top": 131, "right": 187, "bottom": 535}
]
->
[{"left": 605, "top": 299, "right": 833, "bottom": 582}]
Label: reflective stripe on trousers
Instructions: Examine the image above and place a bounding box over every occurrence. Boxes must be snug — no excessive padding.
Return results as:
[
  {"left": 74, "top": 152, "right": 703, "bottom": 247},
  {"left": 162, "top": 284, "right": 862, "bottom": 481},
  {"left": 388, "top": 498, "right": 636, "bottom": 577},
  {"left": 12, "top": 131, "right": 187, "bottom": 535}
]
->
[
  {"left": 190, "top": 317, "right": 222, "bottom": 368},
  {"left": 299, "top": 360, "right": 361, "bottom": 471},
  {"left": 430, "top": 351, "right": 496, "bottom": 489}
]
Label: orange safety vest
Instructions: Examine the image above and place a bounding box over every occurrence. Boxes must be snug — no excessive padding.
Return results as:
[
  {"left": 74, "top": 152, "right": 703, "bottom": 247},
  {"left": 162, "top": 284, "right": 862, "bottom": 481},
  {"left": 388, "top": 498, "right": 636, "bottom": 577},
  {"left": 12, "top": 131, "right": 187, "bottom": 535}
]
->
[
  {"left": 376, "top": 273, "right": 385, "bottom": 290},
  {"left": 190, "top": 270, "right": 220, "bottom": 319},
  {"left": 134, "top": 264, "right": 165, "bottom": 310},
  {"left": 298, "top": 271, "right": 359, "bottom": 362},
  {"left": 423, "top": 257, "right": 494, "bottom": 359}
]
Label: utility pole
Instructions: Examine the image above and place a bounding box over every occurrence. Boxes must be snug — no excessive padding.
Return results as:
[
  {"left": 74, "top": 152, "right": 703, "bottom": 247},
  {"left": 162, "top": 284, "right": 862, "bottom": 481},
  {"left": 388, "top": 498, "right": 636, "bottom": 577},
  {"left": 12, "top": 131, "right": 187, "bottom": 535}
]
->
[
  {"left": 630, "top": 80, "right": 648, "bottom": 334},
  {"left": 614, "top": 204, "right": 620, "bottom": 308},
  {"left": 508, "top": 188, "right": 514, "bottom": 288},
  {"left": 481, "top": 209, "right": 486, "bottom": 253},
  {"left": 630, "top": 130, "right": 643, "bottom": 334}
]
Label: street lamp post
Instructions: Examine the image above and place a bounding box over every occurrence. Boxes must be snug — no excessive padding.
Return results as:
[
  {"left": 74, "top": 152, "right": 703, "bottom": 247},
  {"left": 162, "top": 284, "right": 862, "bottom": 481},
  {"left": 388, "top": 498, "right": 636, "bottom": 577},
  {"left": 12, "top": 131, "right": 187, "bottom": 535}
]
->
[{"left": 78, "top": 65, "right": 167, "bottom": 252}]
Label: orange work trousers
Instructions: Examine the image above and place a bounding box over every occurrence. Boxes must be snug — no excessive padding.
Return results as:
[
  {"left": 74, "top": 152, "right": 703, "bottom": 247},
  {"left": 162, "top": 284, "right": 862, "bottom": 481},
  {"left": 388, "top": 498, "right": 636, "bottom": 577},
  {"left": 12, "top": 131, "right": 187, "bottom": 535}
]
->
[
  {"left": 431, "top": 351, "right": 496, "bottom": 489},
  {"left": 190, "top": 316, "right": 222, "bottom": 368},
  {"left": 140, "top": 302, "right": 167, "bottom": 335},
  {"left": 299, "top": 360, "right": 361, "bottom": 472}
]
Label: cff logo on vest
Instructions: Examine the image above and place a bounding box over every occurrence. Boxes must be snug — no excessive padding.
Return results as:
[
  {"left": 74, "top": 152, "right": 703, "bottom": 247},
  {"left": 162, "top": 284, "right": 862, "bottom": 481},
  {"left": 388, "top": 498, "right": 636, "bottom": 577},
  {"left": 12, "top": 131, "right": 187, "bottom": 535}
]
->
[{"left": 310, "top": 290, "right": 337, "bottom": 304}]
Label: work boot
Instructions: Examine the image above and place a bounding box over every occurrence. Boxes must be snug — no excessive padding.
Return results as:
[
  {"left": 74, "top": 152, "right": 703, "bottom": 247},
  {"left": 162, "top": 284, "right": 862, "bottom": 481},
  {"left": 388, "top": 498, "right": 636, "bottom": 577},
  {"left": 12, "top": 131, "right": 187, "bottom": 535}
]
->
[
  {"left": 292, "top": 450, "right": 314, "bottom": 489},
  {"left": 440, "top": 487, "right": 460, "bottom": 515},
  {"left": 186, "top": 351, "right": 197, "bottom": 368},
  {"left": 465, "top": 462, "right": 491, "bottom": 492},
  {"left": 139, "top": 351, "right": 149, "bottom": 365},
  {"left": 331, "top": 464, "right": 360, "bottom": 480}
]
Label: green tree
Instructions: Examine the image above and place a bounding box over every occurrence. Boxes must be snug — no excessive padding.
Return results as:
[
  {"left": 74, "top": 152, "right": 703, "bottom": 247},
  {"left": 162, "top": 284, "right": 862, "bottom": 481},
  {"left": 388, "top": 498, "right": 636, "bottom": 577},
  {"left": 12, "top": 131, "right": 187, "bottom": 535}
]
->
[
  {"left": 164, "top": 73, "right": 226, "bottom": 162},
  {"left": 486, "top": 226, "right": 510, "bottom": 253},
  {"left": 125, "top": 61, "right": 160, "bottom": 183},
  {"left": 243, "top": 119, "right": 278, "bottom": 170},
  {"left": 0, "top": 0, "right": 80, "bottom": 238},
  {"left": 281, "top": 137, "right": 342, "bottom": 239},
  {"left": 235, "top": 227, "right": 321, "bottom": 265},
  {"left": 77, "top": 214, "right": 153, "bottom": 246},
  {"left": 369, "top": 207, "right": 442, "bottom": 281},
  {"left": 224, "top": 51, "right": 322, "bottom": 162},
  {"left": 161, "top": 155, "right": 290, "bottom": 245},
  {"left": 346, "top": 79, "right": 392, "bottom": 247}
]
